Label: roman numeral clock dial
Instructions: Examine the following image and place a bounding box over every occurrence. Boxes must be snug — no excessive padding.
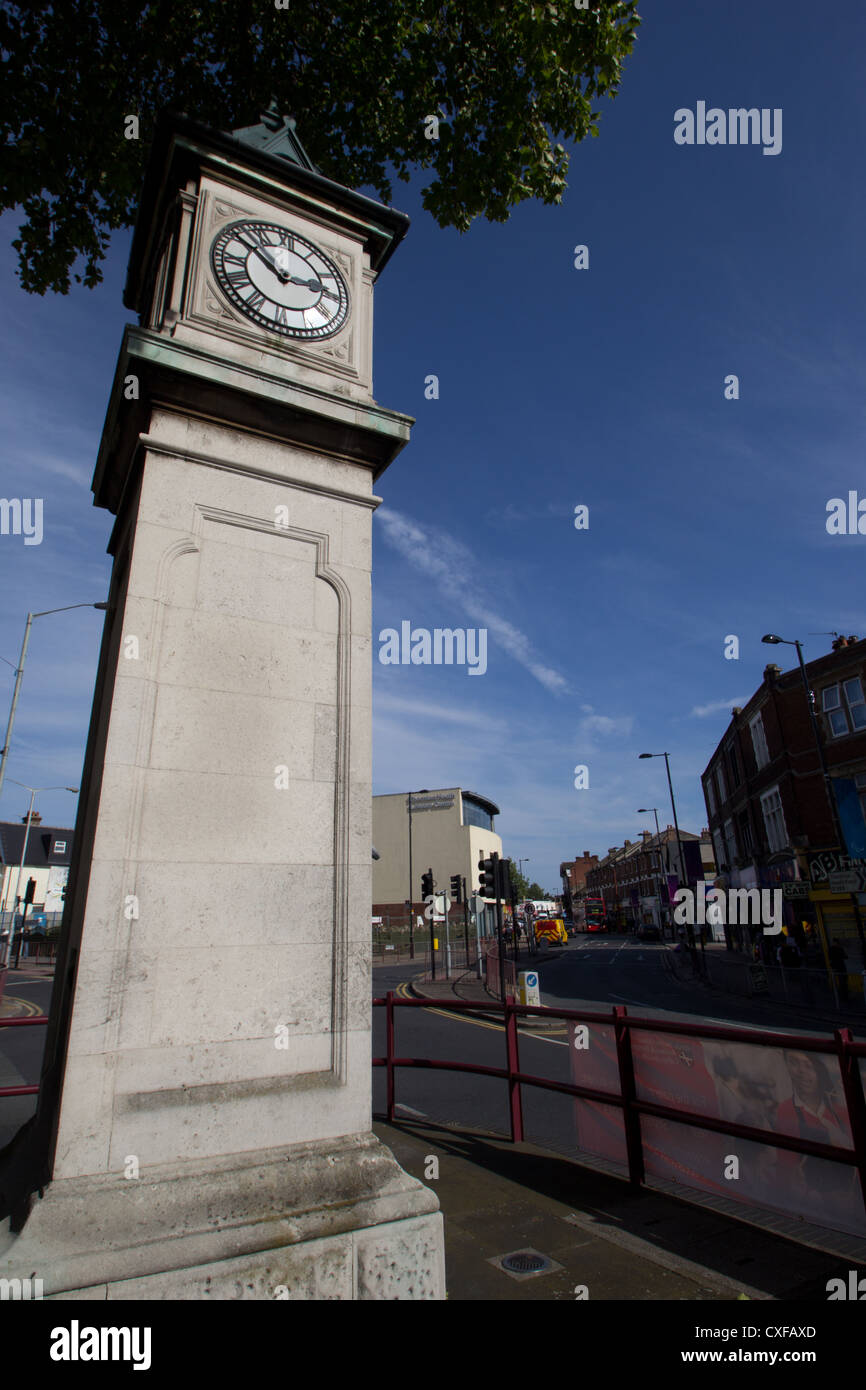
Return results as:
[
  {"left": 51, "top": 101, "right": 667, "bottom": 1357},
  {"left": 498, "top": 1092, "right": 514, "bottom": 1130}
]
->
[{"left": 211, "top": 220, "right": 350, "bottom": 339}]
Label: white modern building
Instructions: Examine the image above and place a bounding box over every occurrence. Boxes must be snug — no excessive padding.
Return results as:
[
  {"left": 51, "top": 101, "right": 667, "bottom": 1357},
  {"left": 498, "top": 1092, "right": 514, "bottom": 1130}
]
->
[{"left": 373, "top": 787, "right": 502, "bottom": 919}]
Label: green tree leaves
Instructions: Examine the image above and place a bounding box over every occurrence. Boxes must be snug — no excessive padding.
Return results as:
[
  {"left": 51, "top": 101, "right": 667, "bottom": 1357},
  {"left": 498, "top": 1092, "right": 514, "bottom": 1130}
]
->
[{"left": 0, "top": 0, "right": 640, "bottom": 293}]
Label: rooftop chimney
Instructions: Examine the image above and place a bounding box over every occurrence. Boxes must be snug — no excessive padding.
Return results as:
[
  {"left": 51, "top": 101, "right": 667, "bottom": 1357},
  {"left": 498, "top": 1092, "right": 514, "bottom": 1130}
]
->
[{"left": 23, "top": 810, "right": 42, "bottom": 825}]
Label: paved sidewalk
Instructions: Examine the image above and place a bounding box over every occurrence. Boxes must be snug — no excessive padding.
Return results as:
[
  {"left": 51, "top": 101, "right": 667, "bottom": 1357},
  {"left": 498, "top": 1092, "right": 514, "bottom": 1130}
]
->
[
  {"left": 664, "top": 941, "right": 866, "bottom": 1030},
  {"left": 396, "top": 965, "right": 866, "bottom": 1280},
  {"left": 374, "top": 1115, "right": 866, "bottom": 1300},
  {"left": 410, "top": 948, "right": 565, "bottom": 1030}
]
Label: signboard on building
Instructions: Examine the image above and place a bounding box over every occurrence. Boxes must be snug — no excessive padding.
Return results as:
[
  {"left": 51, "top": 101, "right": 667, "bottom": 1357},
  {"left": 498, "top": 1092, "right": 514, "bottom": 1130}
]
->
[
  {"left": 405, "top": 793, "right": 455, "bottom": 813},
  {"left": 829, "top": 871, "right": 863, "bottom": 894},
  {"left": 782, "top": 882, "right": 809, "bottom": 900},
  {"left": 808, "top": 850, "right": 866, "bottom": 886},
  {"left": 832, "top": 778, "right": 866, "bottom": 859},
  {"left": 43, "top": 865, "right": 68, "bottom": 914}
]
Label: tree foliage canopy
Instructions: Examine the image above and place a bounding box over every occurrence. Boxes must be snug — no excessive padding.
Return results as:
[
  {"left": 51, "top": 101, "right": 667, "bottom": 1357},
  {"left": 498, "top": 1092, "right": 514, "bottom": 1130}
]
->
[{"left": 0, "top": 0, "right": 640, "bottom": 294}]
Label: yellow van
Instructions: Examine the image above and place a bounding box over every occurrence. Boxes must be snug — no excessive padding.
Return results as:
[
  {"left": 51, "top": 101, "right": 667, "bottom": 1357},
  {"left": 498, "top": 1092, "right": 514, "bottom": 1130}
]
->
[{"left": 533, "top": 917, "right": 568, "bottom": 947}]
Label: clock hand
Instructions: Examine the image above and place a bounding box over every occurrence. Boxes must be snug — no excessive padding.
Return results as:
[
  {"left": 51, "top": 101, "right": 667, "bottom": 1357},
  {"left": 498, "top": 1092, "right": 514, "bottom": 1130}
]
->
[
  {"left": 285, "top": 274, "right": 339, "bottom": 301},
  {"left": 236, "top": 235, "right": 291, "bottom": 282}
]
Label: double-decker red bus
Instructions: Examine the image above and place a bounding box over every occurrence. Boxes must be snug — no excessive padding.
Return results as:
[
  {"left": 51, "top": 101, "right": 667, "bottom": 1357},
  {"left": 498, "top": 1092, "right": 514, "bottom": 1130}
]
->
[{"left": 584, "top": 897, "right": 607, "bottom": 933}]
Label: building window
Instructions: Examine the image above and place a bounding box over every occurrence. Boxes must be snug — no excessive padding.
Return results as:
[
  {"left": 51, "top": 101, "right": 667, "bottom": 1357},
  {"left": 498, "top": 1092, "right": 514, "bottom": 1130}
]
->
[
  {"left": 750, "top": 712, "right": 769, "bottom": 770},
  {"left": 704, "top": 777, "right": 716, "bottom": 816},
  {"left": 737, "top": 812, "right": 753, "bottom": 857},
  {"left": 716, "top": 761, "right": 726, "bottom": 804},
  {"left": 723, "top": 818, "right": 738, "bottom": 866},
  {"left": 53, "top": 840, "right": 67, "bottom": 854},
  {"left": 822, "top": 679, "right": 866, "bottom": 738},
  {"left": 712, "top": 828, "right": 726, "bottom": 870},
  {"left": 726, "top": 742, "right": 740, "bottom": 788},
  {"left": 462, "top": 796, "right": 494, "bottom": 832},
  {"left": 760, "top": 786, "right": 788, "bottom": 854}
]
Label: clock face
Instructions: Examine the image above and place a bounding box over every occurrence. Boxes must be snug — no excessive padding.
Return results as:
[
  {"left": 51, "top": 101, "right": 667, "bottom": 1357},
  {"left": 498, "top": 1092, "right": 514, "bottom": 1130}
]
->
[{"left": 210, "top": 219, "right": 350, "bottom": 339}]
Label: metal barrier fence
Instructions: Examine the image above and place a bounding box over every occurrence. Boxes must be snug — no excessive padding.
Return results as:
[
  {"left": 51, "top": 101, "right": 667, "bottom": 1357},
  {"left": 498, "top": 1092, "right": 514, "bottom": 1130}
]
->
[
  {"left": 373, "top": 992, "right": 866, "bottom": 1234},
  {"left": 415, "top": 941, "right": 483, "bottom": 983},
  {"left": 483, "top": 939, "right": 517, "bottom": 998}
]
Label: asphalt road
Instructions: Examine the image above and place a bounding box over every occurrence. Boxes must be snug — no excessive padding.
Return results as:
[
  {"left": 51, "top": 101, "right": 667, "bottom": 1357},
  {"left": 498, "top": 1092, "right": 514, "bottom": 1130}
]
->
[{"left": 534, "top": 934, "right": 866, "bottom": 1035}]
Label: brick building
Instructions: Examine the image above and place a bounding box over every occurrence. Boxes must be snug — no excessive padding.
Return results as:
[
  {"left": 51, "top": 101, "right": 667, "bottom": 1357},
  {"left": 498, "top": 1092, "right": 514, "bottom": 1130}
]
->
[
  {"left": 558, "top": 851, "right": 598, "bottom": 919},
  {"left": 701, "top": 634, "right": 866, "bottom": 969},
  {"left": 584, "top": 828, "right": 714, "bottom": 934}
]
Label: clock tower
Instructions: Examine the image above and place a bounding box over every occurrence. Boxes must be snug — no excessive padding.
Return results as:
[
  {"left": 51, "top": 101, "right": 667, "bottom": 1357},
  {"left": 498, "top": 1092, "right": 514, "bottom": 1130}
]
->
[{"left": 0, "top": 110, "right": 445, "bottom": 1299}]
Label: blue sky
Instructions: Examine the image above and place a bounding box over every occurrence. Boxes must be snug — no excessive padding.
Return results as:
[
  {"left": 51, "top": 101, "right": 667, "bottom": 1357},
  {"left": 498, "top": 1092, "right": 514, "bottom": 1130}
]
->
[{"left": 1, "top": 0, "right": 864, "bottom": 895}]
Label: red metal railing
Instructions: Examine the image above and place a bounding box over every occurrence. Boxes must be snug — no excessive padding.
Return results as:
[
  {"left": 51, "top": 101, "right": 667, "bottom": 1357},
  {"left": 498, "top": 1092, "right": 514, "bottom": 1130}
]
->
[
  {"left": 483, "top": 938, "right": 517, "bottom": 998},
  {"left": 373, "top": 992, "right": 866, "bottom": 1215},
  {"left": 0, "top": 1015, "right": 49, "bottom": 1096}
]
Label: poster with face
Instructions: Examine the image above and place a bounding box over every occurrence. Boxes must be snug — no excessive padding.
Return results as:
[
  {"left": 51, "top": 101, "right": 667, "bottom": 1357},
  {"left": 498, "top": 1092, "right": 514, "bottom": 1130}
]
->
[{"left": 569, "top": 1022, "right": 865, "bottom": 1237}]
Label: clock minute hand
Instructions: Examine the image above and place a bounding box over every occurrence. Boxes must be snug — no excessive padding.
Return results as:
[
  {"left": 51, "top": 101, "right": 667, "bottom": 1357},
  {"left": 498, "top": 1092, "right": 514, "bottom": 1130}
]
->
[
  {"left": 237, "top": 235, "right": 290, "bottom": 282},
  {"left": 286, "top": 274, "right": 339, "bottom": 301}
]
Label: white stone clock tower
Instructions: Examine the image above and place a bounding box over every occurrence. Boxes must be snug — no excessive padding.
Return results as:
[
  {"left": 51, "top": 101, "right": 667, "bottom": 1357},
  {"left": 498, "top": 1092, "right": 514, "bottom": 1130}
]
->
[{"left": 0, "top": 109, "right": 444, "bottom": 1299}]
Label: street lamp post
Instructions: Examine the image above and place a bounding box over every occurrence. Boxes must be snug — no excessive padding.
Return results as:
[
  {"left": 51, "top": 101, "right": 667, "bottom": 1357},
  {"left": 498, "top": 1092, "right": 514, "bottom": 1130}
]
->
[
  {"left": 3, "top": 781, "right": 78, "bottom": 967},
  {"left": 0, "top": 603, "right": 108, "bottom": 804},
  {"left": 406, "top": 788, "right": 430, "bottom": 961},
  {"left": 762, "top": 634, "right": 866, "bottom": 956},
  {"left": 639, "top": 752, "right": 691, "bottom": 948}
]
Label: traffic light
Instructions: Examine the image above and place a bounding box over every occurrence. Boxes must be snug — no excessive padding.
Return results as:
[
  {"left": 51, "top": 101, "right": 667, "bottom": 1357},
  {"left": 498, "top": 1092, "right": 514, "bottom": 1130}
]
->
[
  {"left": 478, "top": 854, "right": 498, "bottom": 898},
  {"left": 498, "top": 858, "right": 513, "bottom": 897},
  {"left": 421, "top": 868, "right": 434, "bottom": 900},
  {"left": 24, "top": 878, "right": 36, "bottom": 906},
  {"left": 450, "top": 874, "right": 462, "bottom": 903}
]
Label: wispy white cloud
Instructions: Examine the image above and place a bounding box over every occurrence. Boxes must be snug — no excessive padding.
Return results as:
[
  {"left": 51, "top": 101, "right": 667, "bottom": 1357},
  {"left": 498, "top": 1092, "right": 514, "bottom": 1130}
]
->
[
  {"left": 690, "top": 698, "right": 746, "bottom": 718},
  {"left": 374, "top": 690, "right": 508, "bottom": 733},
  {"left": 579, "top": 713, "right": 634, "bottom": 738},
  {"left": 376, "top": 508, "right": 568, "bottom": 694}
]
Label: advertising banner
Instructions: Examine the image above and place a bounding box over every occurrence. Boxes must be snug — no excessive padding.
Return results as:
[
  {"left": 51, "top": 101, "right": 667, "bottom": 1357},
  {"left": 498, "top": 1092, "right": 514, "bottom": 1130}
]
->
[
  {"left": 44, "top": 865, "right": 68, "bottom": 914},
  {"left": 568, "top": 1020, "right": 865, "bottom": 1237},
  {"left": 833, "top": 778, "right": 866, "bottom": 859}
]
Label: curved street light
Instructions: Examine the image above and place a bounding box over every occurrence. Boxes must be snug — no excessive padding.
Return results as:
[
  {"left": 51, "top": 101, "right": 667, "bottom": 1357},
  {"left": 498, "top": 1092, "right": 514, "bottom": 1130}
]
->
[
  {"left": 639, "top": 752, "right": 690, "bottom": 946},
  {"left": 0, "top": 603, "right": 108, "bottom": 803}
]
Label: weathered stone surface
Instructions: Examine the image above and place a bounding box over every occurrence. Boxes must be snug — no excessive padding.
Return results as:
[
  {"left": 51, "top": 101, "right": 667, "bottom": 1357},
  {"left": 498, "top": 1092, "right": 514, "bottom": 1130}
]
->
[
  {"left": 0, "top": 118, "right": 443, "bottom": 1301},
  {"left": 2, "top": 1134, "right": 444, "bottom": 1299}
]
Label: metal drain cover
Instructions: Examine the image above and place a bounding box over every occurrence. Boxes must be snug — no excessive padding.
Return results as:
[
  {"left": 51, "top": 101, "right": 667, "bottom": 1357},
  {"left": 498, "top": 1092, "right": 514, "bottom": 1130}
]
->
[
  {"left": 503, "top": 1252, "right": 549, "bottom": 1274},
  {"left": 489, "top": 1248, "right": 563, "bottom": 1281}
]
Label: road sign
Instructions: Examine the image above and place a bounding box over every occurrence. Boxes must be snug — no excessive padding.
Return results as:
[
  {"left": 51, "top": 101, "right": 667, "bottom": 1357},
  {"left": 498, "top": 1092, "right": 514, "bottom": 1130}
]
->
[
  {"left": 829, "top": 871, "right": 862, "bottom": 894},
  {"left": 518, "top": 970, "right": 540, "bottom": 1007}
]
